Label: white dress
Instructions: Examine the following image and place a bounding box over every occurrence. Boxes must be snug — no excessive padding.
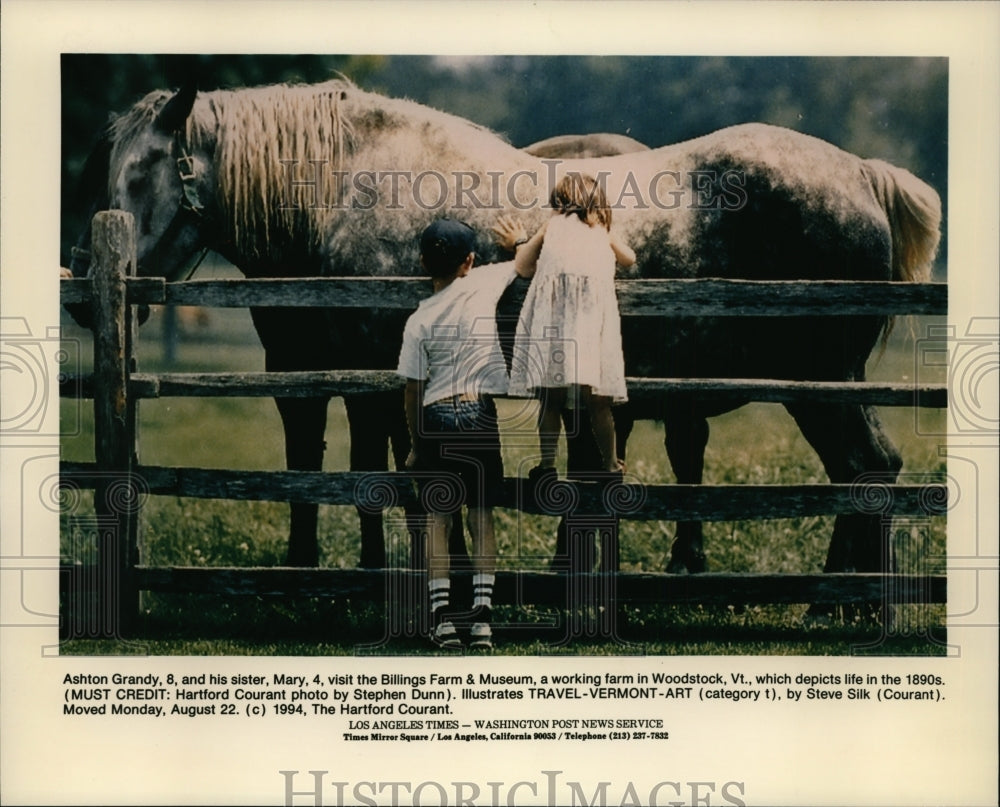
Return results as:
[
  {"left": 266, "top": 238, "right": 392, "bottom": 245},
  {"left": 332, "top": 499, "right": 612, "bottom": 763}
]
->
[{"left": 508, "top": 214, "right": 628, "bottom": 402}]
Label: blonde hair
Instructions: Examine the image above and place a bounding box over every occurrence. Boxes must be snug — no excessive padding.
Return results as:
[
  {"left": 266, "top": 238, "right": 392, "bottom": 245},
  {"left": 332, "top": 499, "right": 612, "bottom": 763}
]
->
[
  {"left": 213, "top": 81, "right": 355, "bottom": 257},
  {"left": 549, "top": 172, "right": 612, "bottom": 230}
]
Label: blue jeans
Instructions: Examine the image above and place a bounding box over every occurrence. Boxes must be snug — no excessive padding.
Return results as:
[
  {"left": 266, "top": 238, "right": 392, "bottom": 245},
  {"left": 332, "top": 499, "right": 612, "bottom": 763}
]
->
[{"left": 415, "top": 397, "right": 505, "bottom": 510}]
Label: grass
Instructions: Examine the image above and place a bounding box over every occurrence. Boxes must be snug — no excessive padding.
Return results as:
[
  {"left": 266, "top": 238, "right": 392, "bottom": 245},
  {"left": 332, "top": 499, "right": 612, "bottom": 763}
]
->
[{"left": 58, "top": 297, "right": 949, "bottom": 655}]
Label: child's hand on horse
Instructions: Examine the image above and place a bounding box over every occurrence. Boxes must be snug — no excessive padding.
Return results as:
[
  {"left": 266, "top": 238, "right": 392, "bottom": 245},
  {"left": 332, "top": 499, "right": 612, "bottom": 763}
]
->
[{"left": 491, "top": 215, "right": 528, "bottom": 252}]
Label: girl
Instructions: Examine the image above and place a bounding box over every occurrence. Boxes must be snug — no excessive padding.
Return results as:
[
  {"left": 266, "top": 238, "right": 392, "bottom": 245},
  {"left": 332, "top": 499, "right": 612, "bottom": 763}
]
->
[{"left": 506, "top": 172, "right": 636, "bottom": 479}]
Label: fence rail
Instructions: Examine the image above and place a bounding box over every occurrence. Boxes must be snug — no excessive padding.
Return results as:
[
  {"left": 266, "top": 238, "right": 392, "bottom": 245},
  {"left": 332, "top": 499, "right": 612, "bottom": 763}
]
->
[
  {"left": 60, "top": 275, "right": 948, "bottom": 316},
  {"left": 62, "top": 371, "right": 947, "bottom": 407},
  {"left": 58, "top": 211, "right": 949, "bottom": 637},
  {"left": 105, "top": 568, "right": 944, "bottom": 606},
  {"left": 61, "top": 461, "right": 946, "bottom": 521}
]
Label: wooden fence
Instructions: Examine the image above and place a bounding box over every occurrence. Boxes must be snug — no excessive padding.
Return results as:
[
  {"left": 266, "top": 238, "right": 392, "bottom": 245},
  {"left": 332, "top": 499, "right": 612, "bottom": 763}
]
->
[{"left": 59, "top": 211, "right": 949, "bottom": 637}]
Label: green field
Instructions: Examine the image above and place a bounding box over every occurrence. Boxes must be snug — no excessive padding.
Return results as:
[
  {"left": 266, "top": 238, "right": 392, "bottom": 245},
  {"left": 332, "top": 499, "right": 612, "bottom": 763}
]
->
[{"left": 59, "top": 287, "right": 948, "bottom": 656}]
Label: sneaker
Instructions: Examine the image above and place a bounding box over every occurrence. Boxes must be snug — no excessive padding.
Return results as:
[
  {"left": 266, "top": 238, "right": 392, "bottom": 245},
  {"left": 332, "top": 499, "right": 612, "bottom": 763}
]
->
[
  {"left": 468, "top": 606, "right": 493, "bottom": 650},
  {"left": 430, "top": 620, "right": 462, "bottom": 649},
  {"left": 469, "top": 621, "right": 493, "bottom": 650}
]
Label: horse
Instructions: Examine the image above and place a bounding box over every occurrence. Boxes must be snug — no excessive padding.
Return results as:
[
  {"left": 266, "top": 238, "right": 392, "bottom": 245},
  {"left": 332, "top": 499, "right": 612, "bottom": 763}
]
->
[{"left": 64, "top": 77, "right": 941, "bottom": 581}]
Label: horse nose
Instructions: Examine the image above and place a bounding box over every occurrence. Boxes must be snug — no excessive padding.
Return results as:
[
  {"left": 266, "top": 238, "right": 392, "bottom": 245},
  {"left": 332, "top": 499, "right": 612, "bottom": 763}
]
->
[{"left": 63, "top": 246, "right": 95, "bottom": 328}]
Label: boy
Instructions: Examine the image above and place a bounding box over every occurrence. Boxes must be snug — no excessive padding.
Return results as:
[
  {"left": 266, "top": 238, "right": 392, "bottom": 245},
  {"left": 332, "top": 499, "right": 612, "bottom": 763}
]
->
[{"left": 397, "top": 218, "right": 531, "bottom": 649}]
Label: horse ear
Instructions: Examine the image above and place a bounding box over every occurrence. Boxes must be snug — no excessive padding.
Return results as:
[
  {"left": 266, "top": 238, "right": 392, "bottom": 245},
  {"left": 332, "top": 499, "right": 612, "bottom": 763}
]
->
[{"left": 155, "top": 81, "right": 198, "bottom": 133}]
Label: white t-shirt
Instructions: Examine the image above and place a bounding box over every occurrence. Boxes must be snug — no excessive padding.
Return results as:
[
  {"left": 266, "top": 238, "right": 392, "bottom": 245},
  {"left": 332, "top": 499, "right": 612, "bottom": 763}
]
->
[{"left": 397, "top": 262, "right": 518, "bottom": 406}]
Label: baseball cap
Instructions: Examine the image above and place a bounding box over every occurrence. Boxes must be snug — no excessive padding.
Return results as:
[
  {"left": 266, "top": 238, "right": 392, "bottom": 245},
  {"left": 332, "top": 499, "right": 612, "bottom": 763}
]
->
[{"left": 420, "top": 218, "right": 476, "bottom": 275}]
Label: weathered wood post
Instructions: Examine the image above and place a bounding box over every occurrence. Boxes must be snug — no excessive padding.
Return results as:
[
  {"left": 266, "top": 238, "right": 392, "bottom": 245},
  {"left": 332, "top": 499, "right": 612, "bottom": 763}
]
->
[{"left": 91, "top": 211, "right": 139, "bottom": 637}]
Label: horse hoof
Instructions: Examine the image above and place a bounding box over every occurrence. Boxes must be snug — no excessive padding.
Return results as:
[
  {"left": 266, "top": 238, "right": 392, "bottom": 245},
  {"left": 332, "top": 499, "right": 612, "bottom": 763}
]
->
[{"left": 666, "top": 556, "right": 705, "bottom": 574}]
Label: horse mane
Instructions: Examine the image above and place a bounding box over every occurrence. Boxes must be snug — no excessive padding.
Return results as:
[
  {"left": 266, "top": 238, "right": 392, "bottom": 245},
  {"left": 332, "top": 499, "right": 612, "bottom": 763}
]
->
[
  {"left": 106, "top": 79, "right": 358, "bottom": 258},
  {"left": 200, "top": 79, "right": 510, "bottom": 260},
  {"left": 105, "top": 89, "right": 173, "bottom": 195},
  {"left": 208, "top": 79, "right": 356, "bottom": 257}
]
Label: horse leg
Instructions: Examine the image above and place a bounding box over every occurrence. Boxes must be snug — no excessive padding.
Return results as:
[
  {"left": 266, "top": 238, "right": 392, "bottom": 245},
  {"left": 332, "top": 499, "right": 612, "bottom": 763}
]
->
[
  {"left": 382, "top": 389, "right": 425, "bottom": 570},
  {"left": 274, "top": 396, "right": 329, "bottom": 567},
  {"left": 343, "top": 394, "right": 390, "bottom": 569},
  {"left": 785, "top": 402, "right": 902, "bottom": 574},
  {"left": 664, "top": 402, "right": 710, "bottom": 574}
]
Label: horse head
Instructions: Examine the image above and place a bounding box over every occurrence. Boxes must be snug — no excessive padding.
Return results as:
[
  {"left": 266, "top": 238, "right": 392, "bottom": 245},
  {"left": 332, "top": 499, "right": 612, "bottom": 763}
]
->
[{"left": 65, "top": 81, "right": 214, "bottom": 327}]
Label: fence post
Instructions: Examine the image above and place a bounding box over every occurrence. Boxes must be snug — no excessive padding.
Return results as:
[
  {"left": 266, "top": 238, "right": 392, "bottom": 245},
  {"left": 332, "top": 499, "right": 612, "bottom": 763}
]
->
[{"left": 90, "top": 211, "right": 139, "bottom": 637}]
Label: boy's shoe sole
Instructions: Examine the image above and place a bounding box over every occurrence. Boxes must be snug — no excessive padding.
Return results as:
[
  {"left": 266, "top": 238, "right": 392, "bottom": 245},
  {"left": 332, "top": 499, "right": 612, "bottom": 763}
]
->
[
  {"left": 469, "top": 622, "right": 493, "bottom": 650},
  {"left": 431, "top": 621, "right": 462, "bottom": 650}
]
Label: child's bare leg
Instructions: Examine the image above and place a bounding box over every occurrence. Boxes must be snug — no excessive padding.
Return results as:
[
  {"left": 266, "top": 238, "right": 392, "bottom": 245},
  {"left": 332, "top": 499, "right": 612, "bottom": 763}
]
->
[
  {"left": 537, "top": 386, "right": 568, "bottom": 468},
  {"left": 427, "top": 512, "right": 453, "bottom": 582},
  {"left": 466, "top": 507, "right": 497, "bottom": 576},
  {"left": 581, "top": 386, "right": 620, "bottom": 471}
]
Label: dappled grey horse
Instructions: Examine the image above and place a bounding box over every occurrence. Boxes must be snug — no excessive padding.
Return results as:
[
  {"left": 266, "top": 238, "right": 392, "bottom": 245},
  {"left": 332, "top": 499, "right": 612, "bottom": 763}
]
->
[{"left": 65, "top": 78, "right": 940, "bottom": 580}]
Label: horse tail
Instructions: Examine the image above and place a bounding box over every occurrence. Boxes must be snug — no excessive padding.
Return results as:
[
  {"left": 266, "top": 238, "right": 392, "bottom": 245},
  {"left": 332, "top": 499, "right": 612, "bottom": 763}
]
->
[
  {"left": 862, "top": 159, "right": 942, "bottom": 351},
  {"left": 862, "top": 159, "right": 942, "bottom": 282}
]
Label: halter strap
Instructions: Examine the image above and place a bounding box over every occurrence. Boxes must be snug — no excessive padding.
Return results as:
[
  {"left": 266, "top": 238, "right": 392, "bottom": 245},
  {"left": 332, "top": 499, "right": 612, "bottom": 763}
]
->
[
  {"left": 174, "top": 131, "right": 206, "bottom": 216},
  {"left": 74, "top": 132, "right": 212, "bottom": 283},
  {"left": 165, "top": 130, "right": 211, "bottom": 281}
]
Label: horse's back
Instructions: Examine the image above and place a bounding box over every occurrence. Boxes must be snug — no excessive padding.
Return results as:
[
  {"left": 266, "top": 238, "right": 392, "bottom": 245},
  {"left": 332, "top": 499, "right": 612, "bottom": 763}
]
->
[
  {"left": 523, "top": 132, "right": 650, "bottom": 159},
  {"left": 610, "top": 124, "right": 929, "bottom": 383},
  {"left": 609, "top": 124, "right": 897, "bottom": 284}
]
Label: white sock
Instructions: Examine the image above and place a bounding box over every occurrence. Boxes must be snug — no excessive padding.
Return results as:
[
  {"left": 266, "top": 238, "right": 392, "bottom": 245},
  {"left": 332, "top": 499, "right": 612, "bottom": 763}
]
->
[
  {"left": 429, "top": 578, "right": 451, "bottom": 620},
  {"left": 472, "top": 573, "right": 495, "bottom": 611}
]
